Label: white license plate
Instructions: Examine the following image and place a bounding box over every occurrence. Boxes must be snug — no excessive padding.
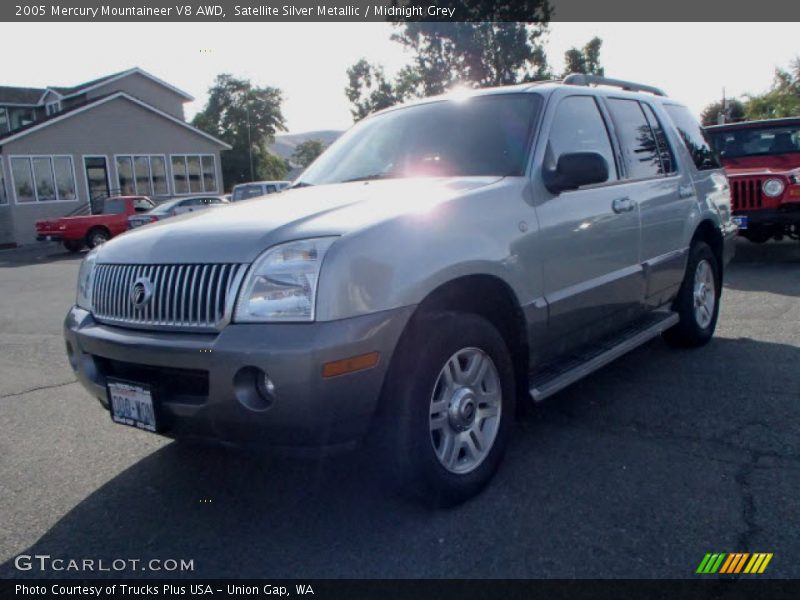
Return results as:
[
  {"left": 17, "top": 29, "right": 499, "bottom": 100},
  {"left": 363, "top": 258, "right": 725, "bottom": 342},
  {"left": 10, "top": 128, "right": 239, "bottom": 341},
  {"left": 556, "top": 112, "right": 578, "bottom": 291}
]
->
[
  {"left": 108, "top": 380, "right": 158, "bottom": 432},
  {"left": 733, "top": 216, "right": 748, "bottom": 230}
]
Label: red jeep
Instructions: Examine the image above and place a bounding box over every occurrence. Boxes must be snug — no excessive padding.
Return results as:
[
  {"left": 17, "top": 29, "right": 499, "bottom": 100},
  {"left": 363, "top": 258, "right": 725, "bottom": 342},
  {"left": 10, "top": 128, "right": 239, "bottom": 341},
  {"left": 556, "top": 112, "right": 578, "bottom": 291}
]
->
[
  {"left": 706, "top": 117, "right": 800, "bottom": 243},
  {"left": 35, "top": 196, "right": 155, "bottom": 253}
]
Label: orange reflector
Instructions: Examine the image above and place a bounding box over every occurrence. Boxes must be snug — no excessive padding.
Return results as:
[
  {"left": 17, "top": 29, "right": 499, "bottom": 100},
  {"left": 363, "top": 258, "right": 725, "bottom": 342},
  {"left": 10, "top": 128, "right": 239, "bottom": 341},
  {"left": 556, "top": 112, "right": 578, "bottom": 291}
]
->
[
  {"left": 788, "top": 187, "right": 800, "bottom": 197},
  {"left": 322, "top": 352, "right": 380, "bottom": 378}
]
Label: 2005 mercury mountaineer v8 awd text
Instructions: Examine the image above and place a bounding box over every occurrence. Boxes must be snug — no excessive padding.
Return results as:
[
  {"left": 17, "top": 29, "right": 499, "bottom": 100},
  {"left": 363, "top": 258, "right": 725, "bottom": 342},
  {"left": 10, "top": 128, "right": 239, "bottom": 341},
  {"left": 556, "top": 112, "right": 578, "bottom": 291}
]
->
[{"left": 65, "top": 75, "right": 736, "bottom": 505}]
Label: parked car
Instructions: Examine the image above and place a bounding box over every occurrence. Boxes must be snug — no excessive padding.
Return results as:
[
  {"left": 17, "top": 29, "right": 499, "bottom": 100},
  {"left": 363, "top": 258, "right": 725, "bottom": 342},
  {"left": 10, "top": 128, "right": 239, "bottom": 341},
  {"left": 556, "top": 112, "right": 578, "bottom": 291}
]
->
[
  {"left": 705, "top": 117, "right": 800, "bottom": 243},
  {"left": 230, "top": 181, "right": 291, "bottom": 201},
  {"left": 128, "top": 195, "right": 228, "bottom": 229},
  {"left": 36, "top": 196, "right": 154, "bottom": 252},
  {"left": 65, "top": 76, "right": 735, "bottom": 505}
]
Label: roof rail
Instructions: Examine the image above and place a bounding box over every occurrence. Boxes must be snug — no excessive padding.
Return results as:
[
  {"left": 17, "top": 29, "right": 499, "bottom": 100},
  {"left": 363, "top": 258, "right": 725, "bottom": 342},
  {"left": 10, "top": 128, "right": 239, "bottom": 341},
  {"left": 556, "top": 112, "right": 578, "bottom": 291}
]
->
[{"left": 563, "top": 74, "right": 666, "bottom": 97}]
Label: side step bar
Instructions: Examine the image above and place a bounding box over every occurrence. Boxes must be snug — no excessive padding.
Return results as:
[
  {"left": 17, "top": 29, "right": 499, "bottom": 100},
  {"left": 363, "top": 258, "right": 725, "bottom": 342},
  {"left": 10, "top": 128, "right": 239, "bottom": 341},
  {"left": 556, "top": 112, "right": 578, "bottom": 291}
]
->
[{"left": 529, "top": 311, "right": 679, "bottom": 402}]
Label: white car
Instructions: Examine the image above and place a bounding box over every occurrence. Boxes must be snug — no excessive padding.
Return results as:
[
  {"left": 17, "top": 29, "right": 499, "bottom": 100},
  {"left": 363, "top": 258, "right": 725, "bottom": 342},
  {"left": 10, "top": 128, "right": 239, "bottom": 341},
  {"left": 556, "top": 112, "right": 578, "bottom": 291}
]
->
[
  {"left": 128, "top": 195, "right": 228, "bottom": 228},
  {"left": 230, "top": 181, "right": 292, "bottom": 202}
]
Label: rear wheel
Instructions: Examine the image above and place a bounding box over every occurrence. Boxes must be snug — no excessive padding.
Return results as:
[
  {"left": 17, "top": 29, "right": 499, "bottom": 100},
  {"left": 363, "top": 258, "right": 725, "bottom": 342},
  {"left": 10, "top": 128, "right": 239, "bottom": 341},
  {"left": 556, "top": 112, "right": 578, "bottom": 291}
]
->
[
  {"left": 86, "top": 227, "right": 110, "bottom": 249},
  {"left": 379, "top": 311, "right": 516, "bottom": 506},
  {"left": 63, "top": 240, "right": 83, "bottom": 253},
  {"left": 663, "top": 241, "right": 720, "bottom": 348}
]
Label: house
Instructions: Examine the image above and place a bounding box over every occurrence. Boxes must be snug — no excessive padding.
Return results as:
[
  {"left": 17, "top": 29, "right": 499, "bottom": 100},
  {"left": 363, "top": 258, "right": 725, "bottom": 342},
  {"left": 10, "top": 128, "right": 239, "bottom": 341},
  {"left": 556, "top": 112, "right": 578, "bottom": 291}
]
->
[{"left": 0, "top": 67, "right": 230, "bottom": 247}]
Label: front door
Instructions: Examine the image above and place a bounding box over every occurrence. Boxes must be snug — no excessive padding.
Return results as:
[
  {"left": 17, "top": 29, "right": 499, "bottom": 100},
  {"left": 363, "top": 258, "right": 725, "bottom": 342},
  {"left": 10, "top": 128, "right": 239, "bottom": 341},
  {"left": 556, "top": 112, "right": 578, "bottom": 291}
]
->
[
  {"left": 533, "top": 94, "right": 644, "bottom": 359},
  {"left": 84, "top": 156, "right": 110, "bottom": 214}
]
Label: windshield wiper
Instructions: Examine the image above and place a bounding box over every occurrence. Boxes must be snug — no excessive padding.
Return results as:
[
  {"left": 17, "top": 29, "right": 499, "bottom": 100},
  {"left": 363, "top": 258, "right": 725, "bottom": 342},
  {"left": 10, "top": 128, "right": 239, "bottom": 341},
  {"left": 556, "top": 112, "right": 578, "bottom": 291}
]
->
[{"left": 340, "top": 173, "right": 393, "bottom": 183}]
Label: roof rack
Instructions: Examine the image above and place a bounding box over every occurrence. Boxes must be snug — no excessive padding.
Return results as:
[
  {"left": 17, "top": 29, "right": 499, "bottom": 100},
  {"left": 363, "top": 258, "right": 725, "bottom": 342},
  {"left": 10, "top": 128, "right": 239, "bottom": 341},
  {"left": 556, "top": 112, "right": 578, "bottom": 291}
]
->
[{"left": 563, "top": 74, "right": 666, "bottom": 97}]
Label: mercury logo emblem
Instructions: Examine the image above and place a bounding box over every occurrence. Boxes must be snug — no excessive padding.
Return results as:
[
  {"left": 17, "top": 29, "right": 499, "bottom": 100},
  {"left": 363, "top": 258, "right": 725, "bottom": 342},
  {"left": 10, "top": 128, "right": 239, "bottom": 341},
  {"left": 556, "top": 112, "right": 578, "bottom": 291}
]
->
[{"left": 130, "top": 277, "right": 153, "bottom": 309}]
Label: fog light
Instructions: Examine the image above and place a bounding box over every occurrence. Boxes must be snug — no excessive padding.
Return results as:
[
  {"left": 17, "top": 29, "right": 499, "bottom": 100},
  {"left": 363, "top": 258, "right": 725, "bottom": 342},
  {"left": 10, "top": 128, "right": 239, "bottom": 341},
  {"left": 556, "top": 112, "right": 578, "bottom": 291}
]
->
[{"left": 233, "top": 366, "right": 275, "bottom": 412}]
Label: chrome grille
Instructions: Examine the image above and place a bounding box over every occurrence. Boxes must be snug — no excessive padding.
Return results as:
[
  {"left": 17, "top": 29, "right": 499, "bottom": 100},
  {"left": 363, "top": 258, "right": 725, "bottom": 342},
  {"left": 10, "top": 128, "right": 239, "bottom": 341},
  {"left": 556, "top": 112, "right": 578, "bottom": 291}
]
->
[{"left": 92, "top": 263, "right": 248, "bottom": 331}]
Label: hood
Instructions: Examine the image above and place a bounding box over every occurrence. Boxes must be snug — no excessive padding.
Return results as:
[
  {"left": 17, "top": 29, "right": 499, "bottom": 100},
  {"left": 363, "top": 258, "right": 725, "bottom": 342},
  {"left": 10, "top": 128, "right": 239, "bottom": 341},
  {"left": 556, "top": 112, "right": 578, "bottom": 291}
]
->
[
  {"left": 96, "top": 176, "right": 502, "bottom": 264},
  {"left": 721, "top": 153, "right": 800, "bottom": 172}
]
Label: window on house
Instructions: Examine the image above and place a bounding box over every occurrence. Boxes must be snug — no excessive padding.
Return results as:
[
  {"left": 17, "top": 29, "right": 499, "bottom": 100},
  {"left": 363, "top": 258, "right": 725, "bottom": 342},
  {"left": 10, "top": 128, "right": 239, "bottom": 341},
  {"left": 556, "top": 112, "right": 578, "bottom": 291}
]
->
[
  {"left": 0, "top": 108, "right": 9, "bottom": 134},
  {"left": 9, "top": 107, "right": 35, "bottom": 130},
  {"left": 171, "top": 154, "right": 218, "bottom": 194},
  {"left": 117, "top": 155, "right": 168, "bottom": 196},
  {"left": 45, "top": 100, "right": 62, "bottom": 116},
  {"left": 10, "top": 156, "right": 77, "bottom": 203}
]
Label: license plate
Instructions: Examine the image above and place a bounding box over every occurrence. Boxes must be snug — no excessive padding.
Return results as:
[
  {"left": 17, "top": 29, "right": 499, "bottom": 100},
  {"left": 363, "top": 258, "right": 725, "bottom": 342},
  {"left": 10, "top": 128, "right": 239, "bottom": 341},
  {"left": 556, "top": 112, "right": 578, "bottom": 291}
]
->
[
  {"left": 45, "top": 236, "right": 53, "bottom": 241},
  {"left": 733, "top": 216, "right": 748, "bottom": 230},
  {"left": 108, "top": 380, "right": 158, "bottom": 432}
]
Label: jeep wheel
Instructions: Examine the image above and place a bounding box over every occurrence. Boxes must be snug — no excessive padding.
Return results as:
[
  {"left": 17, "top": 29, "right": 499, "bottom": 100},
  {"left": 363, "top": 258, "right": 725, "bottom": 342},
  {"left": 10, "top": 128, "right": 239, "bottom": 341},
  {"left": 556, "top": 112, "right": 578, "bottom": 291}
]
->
[
  {"left": 380, "top": 311, "right": 516, "bottom": 506},
  {"left": 663, "top": 241, "right": 720, "bottom": 348},
  {"left": 86, "top": 228, "right": 110, "bottom": 249}
]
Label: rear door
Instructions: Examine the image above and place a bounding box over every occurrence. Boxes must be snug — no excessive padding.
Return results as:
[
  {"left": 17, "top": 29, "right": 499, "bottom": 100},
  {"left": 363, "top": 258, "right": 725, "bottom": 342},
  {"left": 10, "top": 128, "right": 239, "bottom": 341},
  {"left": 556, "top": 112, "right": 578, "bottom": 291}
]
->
[
  {"left": 533, "top": 92, "right": 644, "bottom": 357},
  {"left": 603, "top": 97, "right": 692, "bottom": 305}
]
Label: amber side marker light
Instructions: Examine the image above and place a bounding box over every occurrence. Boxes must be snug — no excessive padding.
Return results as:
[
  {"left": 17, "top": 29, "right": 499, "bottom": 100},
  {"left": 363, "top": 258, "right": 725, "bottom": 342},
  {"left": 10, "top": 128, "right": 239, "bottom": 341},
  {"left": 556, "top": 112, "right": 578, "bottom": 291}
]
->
[{"left": 322, "top": 352, "right": 380, "bottom": 378}]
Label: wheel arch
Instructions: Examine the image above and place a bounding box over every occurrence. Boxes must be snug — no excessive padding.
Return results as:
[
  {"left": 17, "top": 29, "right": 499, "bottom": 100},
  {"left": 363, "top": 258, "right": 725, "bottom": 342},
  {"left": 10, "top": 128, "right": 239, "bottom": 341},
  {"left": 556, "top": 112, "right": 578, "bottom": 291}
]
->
[{"left": 691, "top": 219, "right": 724, "bottom": 280}]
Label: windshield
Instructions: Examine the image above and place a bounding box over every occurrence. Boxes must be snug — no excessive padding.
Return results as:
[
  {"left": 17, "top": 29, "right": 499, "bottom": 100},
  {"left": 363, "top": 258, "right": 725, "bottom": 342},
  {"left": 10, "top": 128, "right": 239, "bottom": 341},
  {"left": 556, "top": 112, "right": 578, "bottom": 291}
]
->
[
  {"left": 299, "top": 93, "right": 542, "bottom": 186},
  {"left": 232, "top": 185, "right": 266, "bottom": 201},
  {"left": 708, "top": 124, "right": 800, "bottom": 159}
]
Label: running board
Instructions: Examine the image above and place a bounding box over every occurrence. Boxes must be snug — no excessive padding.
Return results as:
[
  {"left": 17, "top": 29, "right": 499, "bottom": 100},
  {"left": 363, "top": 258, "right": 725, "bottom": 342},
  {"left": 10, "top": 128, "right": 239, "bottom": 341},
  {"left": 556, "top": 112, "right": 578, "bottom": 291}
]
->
[{"left": 529, "top": 311, "right": 679, "bottom": 402}]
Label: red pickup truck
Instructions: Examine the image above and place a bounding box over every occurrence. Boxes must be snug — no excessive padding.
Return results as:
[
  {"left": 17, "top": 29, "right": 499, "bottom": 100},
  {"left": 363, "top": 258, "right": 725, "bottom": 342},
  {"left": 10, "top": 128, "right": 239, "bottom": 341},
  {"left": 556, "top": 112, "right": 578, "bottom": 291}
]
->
[
  {"left": 705, "top": 118, "right": 800, "bottom": 244},
  {"left": 36, "top": 196, "right": 155, "bottom": 252}
]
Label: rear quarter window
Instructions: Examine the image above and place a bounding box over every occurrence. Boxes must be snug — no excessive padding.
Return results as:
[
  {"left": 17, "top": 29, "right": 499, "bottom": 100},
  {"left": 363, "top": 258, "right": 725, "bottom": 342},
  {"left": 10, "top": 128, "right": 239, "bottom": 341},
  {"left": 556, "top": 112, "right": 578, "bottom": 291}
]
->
[{"left": 663, "top": 104, "right": 720, "bottom": 171}]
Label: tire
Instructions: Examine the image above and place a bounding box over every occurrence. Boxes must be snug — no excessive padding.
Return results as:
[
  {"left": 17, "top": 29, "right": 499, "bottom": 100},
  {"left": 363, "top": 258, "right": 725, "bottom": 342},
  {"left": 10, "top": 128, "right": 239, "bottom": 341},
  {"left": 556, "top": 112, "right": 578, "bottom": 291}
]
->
[
  {"left": 63, "top": 240, "right": 83, "bottom": 253},
  {"left": 378, "top": 311, "right": 516, "bottom": 507},
  {"left": 663, "top": 241, "right": 721, "bottom": 348},
  {"left": 86, "top": 227, "right": 110, "bottom": 249}
]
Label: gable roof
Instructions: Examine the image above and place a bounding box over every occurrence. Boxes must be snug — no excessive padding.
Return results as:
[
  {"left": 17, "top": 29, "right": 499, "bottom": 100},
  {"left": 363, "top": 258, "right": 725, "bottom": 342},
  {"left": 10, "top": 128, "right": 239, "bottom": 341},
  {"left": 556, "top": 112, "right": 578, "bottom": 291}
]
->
[
  {"left": 0, "top": 86, "right": 45, "bottom": 105},
  {"left": 0, "top": 91, "right": 230, "bottom": 149},
  {"left": 0, "top": 67, "right": 194, "bottom": 107}
]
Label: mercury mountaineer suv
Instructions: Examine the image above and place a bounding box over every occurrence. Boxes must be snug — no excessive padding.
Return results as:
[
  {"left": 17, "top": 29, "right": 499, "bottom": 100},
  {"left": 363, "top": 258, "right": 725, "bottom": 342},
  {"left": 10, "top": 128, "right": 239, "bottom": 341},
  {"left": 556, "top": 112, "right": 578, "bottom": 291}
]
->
[{"left": 65, "top": 75, "right": 736, "bottom": 505}]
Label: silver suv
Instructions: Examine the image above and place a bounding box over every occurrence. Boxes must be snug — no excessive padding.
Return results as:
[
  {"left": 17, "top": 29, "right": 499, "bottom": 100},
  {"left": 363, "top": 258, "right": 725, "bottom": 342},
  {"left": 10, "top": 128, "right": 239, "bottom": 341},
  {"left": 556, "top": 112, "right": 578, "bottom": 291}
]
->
[{"left": 65, "top": 76, "right": 736, "bottom": 505}]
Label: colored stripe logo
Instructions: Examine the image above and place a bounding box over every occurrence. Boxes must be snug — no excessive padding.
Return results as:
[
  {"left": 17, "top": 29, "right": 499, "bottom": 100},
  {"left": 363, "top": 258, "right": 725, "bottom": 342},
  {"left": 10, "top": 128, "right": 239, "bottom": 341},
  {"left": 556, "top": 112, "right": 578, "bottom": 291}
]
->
[{"left": 696, "top": 553, "right": 773, "bottom": 574}]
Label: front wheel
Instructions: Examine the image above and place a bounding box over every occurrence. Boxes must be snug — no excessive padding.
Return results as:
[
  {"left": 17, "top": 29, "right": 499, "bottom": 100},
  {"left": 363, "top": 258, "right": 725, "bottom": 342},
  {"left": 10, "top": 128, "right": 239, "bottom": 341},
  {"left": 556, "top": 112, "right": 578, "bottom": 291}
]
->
[
  {"left": 86, "top": 228, "right": 109, "bottom": 249},
  {"left": 663, "top": 241, "right": 721, "bottom": 348},
  {"left": 379, "top": 311, "right": 516, "bottom": 506}
]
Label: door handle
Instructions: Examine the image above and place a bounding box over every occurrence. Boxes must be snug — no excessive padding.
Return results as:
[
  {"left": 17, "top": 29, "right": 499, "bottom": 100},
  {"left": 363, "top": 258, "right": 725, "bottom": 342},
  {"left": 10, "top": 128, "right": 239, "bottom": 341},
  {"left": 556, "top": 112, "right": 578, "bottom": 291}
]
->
[
  {"left": 612, "top": 197, "right": 635, "bottom": 214},
  {"left": 679, "top": 184, "right": 695, "bottom": 199}
]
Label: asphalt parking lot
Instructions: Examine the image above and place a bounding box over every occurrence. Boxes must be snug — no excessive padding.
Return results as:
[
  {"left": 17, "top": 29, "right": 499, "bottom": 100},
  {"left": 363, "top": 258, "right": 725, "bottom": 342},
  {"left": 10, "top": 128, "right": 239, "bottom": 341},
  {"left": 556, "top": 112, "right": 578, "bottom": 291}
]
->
[{"left": 0, "top": 239, "right": 798, "bottom": 579}]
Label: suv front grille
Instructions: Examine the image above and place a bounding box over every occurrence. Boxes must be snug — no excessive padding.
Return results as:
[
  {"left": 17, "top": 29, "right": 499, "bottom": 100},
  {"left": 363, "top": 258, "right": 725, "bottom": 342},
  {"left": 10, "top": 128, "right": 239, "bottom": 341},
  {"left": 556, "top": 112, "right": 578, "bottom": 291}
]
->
[
  {"left": 92, "top": 263, "right": 248, "bottom": 331},
  {"left": 731, "top": 178, "right": 763, "bottom": 211}
]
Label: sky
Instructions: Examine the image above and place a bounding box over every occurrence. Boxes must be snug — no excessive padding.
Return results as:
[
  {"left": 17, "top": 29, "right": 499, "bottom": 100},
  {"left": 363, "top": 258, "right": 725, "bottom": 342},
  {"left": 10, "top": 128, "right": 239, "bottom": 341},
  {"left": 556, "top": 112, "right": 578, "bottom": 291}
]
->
[{"left": 0, "top": 22, "right": 796, "bottom": 134}]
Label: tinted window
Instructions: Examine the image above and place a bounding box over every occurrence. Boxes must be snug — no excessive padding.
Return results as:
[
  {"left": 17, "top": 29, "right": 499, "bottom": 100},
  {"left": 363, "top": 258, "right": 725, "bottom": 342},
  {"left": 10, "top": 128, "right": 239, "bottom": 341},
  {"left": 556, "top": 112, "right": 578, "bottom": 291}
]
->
[
  {"left": 232, "top": 185, "right": 266, "bottom": 201},
  {"left": 103, "top": 198, "right": 127, "bottom": 214},
  {"left": 300, "top": 94, "right": 541, "bottom": 185},
  {"left": 641, "top": 104, "right": 676, "bottom": 174},
  {"left": 547, "top": 95, "right": 617, "bottom": 183},
  {"left": 664, "top": 104, "right": 720, "bottom": 170},
  {"left": 606, "top": 99, "right": 662, "bottom": 179}
]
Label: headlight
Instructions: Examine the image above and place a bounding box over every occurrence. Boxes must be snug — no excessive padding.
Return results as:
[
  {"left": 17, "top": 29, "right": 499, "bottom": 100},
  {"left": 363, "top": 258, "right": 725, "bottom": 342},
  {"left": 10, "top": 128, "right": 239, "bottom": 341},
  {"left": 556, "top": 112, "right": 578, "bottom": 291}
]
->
[
  {"left": 76, "top": 249, "right": 98, "bottom": 311},
  {"left": 762, "top": 178, "right": 785, "bottom": 198},
  {"left": 234, "top": 237, "right": 337, "bottom": 322}
]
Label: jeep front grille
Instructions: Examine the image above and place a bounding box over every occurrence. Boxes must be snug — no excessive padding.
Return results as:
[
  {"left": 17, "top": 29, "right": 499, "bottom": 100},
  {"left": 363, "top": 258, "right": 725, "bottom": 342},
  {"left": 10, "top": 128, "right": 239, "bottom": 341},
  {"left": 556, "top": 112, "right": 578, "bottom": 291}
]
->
[
  {"left": 92, "top": 263, "right": 248, "bottom": 331},
  {"left": 730, "top": 178, "right": 763, "bottom": 211}
]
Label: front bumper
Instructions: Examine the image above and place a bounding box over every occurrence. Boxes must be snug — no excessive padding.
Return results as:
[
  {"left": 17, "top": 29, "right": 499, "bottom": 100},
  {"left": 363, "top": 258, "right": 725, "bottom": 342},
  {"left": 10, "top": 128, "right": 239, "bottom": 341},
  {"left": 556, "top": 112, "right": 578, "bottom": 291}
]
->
[
  {"left": 64, "top": 305, "right": 415, "bottom": 449},
  {"left": 733, "top": 205, "right": 800, "bottom": 228}
]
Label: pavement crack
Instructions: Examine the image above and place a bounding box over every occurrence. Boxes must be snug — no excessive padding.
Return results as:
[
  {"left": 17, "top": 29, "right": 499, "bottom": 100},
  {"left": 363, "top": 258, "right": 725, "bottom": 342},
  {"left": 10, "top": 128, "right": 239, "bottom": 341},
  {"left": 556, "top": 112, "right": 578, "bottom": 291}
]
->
[
  {"left": 0, "top": 379, "right": 77, "bottom": 399},
  {"left": 734, "top": 452, "right": 759, "bottom": 552}
]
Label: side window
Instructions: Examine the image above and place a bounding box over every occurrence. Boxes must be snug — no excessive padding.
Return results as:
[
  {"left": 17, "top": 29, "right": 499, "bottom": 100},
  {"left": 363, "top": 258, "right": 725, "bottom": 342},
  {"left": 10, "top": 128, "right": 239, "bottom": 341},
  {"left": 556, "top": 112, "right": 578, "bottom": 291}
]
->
[
  {"left": 663, "top": 104, "right": 721, "bottom": 170},
  {"left": 641, "top": 104, "right": 676, "bottom": 175},
  {"left": 266, "top": 184, "right": 277, "bottom": 193},
  {"left": 133, "top": 198, "right": 153, "bottom": 213},
  {"left": 606, "top": 98, "right": 663, "bottom": 180},
  {"left": 547, "top": 96, "right": 618, "bottom": 183}
]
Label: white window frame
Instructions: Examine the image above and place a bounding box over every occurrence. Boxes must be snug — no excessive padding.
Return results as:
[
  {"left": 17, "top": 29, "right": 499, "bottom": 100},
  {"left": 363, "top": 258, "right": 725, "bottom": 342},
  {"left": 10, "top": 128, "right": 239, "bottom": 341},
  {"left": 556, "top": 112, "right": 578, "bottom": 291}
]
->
[
  {"left": 8, "top": 155, "right": 78, "bottom": 204},
  {"left": 45, "top": 100, "right": 62, "bottom": 116},
  {"left": 169, "top": 153, "right": 218, "bottom": 195},
  {"left": 114, "top": 154, "right": 169, "bottom": 197}
]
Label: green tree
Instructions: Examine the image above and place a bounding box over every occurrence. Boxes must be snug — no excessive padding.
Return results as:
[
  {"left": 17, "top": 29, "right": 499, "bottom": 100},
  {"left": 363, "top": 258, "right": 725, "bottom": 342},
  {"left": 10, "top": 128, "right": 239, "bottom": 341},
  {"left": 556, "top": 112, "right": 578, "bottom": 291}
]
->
[
  {"left": 744, "top": 58, "right": 800, "bottom": 120},
  {"left": 192, "top": 73, "right": 287, "bottom": 188},
  {"left": 291, "top": 140, "right": 327, "bottom": 169},
  {"left": 562, "top": 37, "right": 605, "bottom": 77},
  {"left": 700, "top": 98, "right": 746, "bottom": 126},
  {"left": 345, "top": 4, "right": 553, "bottom": 120}
]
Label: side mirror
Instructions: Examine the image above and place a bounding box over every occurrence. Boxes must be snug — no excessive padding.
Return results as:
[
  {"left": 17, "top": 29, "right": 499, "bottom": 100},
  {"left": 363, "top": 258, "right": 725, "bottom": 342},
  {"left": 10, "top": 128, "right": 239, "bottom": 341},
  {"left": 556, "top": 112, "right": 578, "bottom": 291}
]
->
[{"left": 543, "top": 152, "right": 609, "bottom": 194}]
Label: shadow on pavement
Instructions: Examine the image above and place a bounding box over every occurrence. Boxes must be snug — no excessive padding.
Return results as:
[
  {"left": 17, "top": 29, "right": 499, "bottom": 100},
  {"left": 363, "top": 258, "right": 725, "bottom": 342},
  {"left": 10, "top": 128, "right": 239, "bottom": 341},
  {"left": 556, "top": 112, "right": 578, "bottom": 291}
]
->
[
  {"left": 0, "top": 243, "right": 86, "bottom": 268},
  {"left": 2, "top": 336, "right": 798, "bottom": 579},
  {"left": 724, "top": 239, "right": 800, "bottom": 297}
]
